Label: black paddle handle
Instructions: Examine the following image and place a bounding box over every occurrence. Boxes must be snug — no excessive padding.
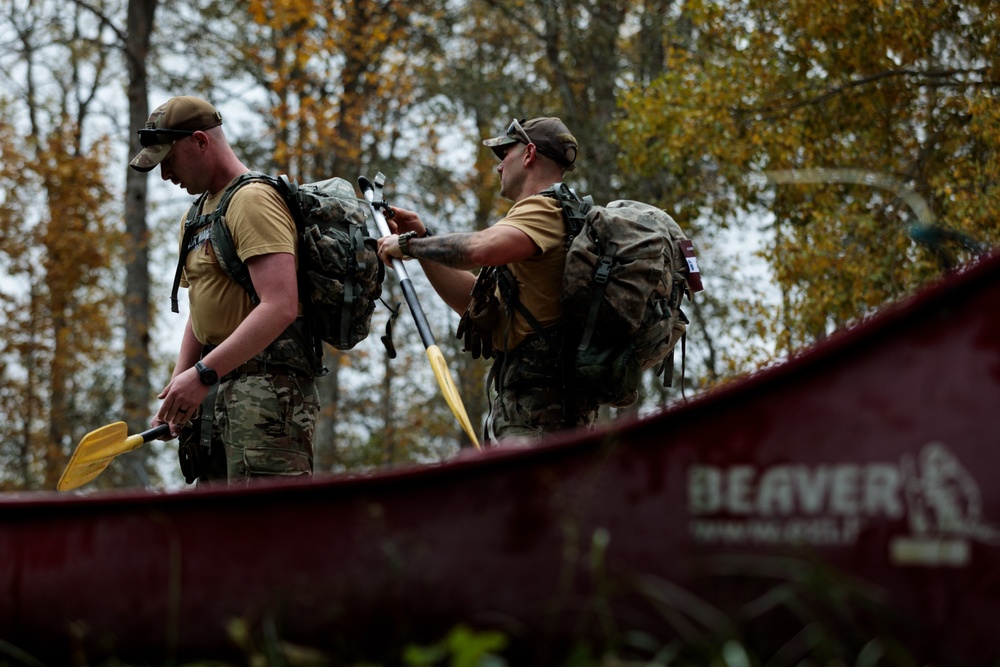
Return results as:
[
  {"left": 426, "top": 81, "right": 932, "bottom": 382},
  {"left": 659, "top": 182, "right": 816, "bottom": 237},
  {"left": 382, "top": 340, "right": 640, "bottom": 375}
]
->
[{"left": 142, "top": 423, "right": 172, "bottom": 442}]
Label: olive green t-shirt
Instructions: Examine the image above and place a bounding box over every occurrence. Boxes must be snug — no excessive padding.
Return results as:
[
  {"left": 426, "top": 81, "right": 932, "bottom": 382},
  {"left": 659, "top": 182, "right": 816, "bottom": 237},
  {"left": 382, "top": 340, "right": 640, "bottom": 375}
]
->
[
  {"left": 491, "top": 194, "right": 567, "bottom": 351},
  {"left": 179, "top": 179, "right": 298, "bottom": 345}
]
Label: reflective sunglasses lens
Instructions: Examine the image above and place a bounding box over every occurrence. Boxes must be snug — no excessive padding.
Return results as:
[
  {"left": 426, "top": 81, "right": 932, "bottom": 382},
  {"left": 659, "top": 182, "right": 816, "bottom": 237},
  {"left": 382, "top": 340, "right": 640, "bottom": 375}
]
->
[{"left": 506, "top": 119, "right": 530, "bottom": 144}]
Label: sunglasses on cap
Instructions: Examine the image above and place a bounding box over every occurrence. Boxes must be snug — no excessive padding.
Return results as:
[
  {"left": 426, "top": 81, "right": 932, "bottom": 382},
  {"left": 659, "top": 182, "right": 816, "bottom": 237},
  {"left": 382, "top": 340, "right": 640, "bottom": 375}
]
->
[
  {"left": 137, "top": 128, "right": 197, "bottom": 148},
  {"left": 505, "top": 118, "right": 532, "bottom": 145}
]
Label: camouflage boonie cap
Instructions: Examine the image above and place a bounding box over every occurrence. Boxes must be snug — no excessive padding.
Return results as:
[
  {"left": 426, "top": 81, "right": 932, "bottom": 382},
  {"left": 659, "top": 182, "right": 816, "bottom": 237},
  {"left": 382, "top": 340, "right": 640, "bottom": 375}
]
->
[
  {"left": 483, "top": 117, "right": 578, "bottom": 171},
  {"left": 129, "top": 96, "right": 223, "bottom": 172}
]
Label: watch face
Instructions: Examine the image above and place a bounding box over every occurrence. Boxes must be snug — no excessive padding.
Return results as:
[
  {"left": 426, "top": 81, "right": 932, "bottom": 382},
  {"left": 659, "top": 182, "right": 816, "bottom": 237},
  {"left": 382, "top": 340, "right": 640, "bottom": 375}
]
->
[{"left": 197, "top": 362, "right": 218, "bottom": 385}]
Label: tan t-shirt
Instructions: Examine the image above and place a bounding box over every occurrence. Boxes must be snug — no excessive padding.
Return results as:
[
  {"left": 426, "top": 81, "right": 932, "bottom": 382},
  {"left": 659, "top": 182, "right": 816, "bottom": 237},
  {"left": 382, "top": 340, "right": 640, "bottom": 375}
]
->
[
  {"left": 491, "top": 194, "right": 567, "bottom": 351},
  {"left": 179, "top": 180, "right": 298, "bottom": 345}
]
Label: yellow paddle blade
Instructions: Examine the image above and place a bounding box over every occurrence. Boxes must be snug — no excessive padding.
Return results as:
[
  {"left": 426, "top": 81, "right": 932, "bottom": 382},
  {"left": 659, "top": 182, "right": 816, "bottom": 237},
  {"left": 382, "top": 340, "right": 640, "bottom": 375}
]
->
[
  {"left": 57, "top": 422, "right": 146, "bottom": 491},
  {"left": 426, "top": 345, "right": 480, "bottom": 450}
]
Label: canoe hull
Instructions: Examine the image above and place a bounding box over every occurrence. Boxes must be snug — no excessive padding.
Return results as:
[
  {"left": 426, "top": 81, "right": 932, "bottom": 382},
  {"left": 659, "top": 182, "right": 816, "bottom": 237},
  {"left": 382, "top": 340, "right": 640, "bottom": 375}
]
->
[{"left": 3, "top": 253, "right": 1000, "bottom": 664}]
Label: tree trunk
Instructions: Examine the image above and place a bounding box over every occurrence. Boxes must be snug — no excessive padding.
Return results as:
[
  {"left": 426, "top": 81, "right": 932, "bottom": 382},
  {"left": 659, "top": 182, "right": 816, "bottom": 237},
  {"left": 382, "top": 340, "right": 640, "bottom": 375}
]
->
[{"left": 121, "top": 0, "right": 159, "bottom": 485}]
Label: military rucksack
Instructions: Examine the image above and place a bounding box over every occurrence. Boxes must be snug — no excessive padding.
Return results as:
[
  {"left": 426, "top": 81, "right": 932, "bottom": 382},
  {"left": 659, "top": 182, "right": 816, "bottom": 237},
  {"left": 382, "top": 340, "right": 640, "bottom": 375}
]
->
[
  {"left": 549, "top": 183, "right": 703, "bottom": 407},
  {"left": 170, "top": 172, "right": 384, "bottom": 374}
]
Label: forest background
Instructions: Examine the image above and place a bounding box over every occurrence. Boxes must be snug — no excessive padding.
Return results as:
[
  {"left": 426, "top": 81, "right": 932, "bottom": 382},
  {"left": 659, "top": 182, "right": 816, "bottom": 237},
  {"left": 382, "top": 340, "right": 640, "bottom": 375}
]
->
[{"left": 0, "top": 0, "right": 996, "bottom": 491}]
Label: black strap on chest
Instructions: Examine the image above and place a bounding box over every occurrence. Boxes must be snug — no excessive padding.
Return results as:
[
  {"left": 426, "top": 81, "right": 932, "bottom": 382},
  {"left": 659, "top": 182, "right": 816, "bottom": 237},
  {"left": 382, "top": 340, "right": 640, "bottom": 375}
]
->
[
  {"left": 169, "top": 173, "right": 262, "bottom": 313},
  {"left": 170, "top": 194, "right": 209, "bottom": 313},
  {"left": 494, "top": 265, "right": 555, "bottom": 348}
]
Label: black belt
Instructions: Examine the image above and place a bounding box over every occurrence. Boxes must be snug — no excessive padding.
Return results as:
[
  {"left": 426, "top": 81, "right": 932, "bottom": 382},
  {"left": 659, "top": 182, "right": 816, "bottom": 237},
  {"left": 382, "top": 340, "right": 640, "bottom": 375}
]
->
[
  {"left": 202, "top": 344, "right": 305, "bottom": 382},
  {"left": 221, "top": 359, "right": 300, "bottom": 383}
]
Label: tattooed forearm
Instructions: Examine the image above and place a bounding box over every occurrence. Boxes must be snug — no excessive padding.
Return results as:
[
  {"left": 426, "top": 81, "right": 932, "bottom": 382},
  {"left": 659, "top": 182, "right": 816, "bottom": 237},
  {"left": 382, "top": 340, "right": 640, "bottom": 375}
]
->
[{"left": 411, "top": 233, "right": 479, "bottom": 269}]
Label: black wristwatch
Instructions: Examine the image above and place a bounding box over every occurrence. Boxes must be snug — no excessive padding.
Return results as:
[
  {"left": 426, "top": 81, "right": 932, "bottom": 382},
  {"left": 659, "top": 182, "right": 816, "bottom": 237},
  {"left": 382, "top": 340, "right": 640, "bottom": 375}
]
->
[
  {"left": 195, "top": 361, "right": 219, "bottom": 386},
  {"left": 398, "top": 231, "right": 418, "bottom": 259}
]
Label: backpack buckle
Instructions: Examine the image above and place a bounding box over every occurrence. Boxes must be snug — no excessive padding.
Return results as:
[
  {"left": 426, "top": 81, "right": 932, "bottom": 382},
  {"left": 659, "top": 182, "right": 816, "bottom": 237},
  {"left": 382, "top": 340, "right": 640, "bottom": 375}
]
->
[{"left": 593, "top": 242, "right": 618, "bottom": 284}]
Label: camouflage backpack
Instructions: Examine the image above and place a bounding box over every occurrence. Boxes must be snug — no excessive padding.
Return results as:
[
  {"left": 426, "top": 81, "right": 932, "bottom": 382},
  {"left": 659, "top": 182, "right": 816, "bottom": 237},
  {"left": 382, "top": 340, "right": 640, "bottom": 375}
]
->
[
  {"left": 170, "top": 172, "right": 384, "bottom": 374},
  {"left": 548, "top": 183, "right": 703, "bottom": 407}
]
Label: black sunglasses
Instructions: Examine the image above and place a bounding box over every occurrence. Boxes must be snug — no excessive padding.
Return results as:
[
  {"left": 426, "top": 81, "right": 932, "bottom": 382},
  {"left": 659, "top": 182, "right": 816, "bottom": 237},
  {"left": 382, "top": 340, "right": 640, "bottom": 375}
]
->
[
  {"left": 137, "top": 128, "right": 197, "bottom": 148},
  {"left": 505, "top": 118, "right": 532, "bottom": 145}
]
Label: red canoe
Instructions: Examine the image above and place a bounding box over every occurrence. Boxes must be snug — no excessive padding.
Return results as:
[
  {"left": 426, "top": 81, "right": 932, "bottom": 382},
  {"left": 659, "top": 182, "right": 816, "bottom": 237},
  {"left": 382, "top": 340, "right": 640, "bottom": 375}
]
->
[{"left": 3, "top": 250, "right": 1000, "bottom": 665}]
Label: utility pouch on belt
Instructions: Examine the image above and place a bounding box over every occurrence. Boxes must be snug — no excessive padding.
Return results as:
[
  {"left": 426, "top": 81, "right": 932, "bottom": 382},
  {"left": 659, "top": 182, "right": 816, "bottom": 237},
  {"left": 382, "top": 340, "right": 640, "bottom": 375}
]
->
[
  {"left": 177, "top": 423, "right": 207, "bottom": 485},
  {"left": 176, "top": 380, "right": 220, "bottom": 485},
  {"left": 456, "top": 268, "right": 501, "bottom": 359},
  {"left": 574, "top": 337, "right": 642, "bottom": 408}
]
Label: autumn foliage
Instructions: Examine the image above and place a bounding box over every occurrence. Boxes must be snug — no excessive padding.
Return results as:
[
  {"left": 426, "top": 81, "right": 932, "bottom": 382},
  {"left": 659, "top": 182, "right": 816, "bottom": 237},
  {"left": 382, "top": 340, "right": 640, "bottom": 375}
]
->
[
  {"left": 0, "top": 0, "right": 998, "bottom": 488},
  {"left": 617, "top": 0, "right": 1000, "bottom": 364}
]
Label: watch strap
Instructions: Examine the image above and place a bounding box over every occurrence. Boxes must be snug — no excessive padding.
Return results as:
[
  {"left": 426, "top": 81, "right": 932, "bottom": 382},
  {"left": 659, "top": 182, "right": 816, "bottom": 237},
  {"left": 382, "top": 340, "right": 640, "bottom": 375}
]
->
[{"left": 398, "top": 231, "right": 418, "bottom": 259}]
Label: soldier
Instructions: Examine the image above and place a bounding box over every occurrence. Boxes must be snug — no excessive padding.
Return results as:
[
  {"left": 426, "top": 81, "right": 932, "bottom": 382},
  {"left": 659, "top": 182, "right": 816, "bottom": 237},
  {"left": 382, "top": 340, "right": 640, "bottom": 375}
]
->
[
  {"left": 130, "top": 96, "right": 318, "bottom": 483},
  {"left": 377, "top": 117, "right": 597, "bottom": 443}
]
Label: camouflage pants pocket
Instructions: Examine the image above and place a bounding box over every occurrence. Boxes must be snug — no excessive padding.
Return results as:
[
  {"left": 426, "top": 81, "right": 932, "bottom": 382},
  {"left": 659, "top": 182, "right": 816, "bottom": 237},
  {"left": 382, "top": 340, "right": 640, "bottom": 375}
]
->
[
  {"left": 218, "top": 372, "right": 319, "bottom": 482},
  {"left": 488, "top": 330, "right": 598, "bottom": 443},
  {"left": 490, "top": 386, "right": 557, "bottom": 443},
  {"left": 243, "top": 445, "right": 312, "bottom": 477}
]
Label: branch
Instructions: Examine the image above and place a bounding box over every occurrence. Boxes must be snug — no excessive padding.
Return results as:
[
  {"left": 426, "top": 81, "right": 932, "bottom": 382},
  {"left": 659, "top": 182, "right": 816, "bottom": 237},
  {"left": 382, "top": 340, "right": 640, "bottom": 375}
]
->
[
  {"left": 68, "top": 0, "right": 128, "bottom": 46},
  {"left": 746, "top": 67, "right": 994, "bottom": 119}
]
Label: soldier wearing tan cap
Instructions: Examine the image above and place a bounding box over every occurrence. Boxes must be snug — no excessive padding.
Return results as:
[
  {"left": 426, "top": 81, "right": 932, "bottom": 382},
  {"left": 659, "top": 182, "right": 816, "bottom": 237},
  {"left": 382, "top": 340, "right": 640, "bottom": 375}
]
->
[
  {"left": 131, "top": 96, "right": 318, "bottom": 484},
  {"left": 376, "top": 117, "right": 597, "bottom": 444}
]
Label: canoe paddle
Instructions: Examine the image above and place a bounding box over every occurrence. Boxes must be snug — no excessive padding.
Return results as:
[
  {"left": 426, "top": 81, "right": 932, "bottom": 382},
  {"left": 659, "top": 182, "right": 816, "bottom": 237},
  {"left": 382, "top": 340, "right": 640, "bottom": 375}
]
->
[
  {"left": 57, "top": 422, "right": 170, "bottom": 491},
  {"left": 359, "top": 173, "right": 481, "bottom": 450}
]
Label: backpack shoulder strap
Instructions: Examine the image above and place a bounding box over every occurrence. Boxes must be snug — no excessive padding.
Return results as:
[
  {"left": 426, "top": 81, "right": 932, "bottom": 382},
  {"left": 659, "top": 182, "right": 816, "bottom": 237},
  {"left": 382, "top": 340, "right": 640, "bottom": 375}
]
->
[
  {"left": 170, "top": 193, "right": 209, "bottom": 313},
  {"left": 544, "top": 183, "right": 608, "bottom": 350},
  {"left": 494, "top": 184, "right": 594, "bottom": 345},
  {"left": 207, "top": 172, "right": 275, "bottom": 305},
  {"left": 170, "top": 172, "right": 274, "bottom": 311},
  {"left": 545, "top": 182, "right": 593, "bottom": 241}
]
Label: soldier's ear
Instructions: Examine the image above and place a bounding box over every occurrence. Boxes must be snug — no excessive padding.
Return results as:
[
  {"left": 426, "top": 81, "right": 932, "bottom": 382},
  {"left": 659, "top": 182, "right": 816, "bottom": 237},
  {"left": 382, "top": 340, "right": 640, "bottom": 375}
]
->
[{"left": 522, "top": 142, "right": 538, "bottom": 165}]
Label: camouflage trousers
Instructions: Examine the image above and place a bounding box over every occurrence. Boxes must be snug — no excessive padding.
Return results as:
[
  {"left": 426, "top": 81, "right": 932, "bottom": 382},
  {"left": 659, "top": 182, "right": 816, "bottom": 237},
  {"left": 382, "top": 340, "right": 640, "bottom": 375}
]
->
[
  {"left": 182, "top": 369, "right": 319, "bottom": 485},
  {"left": 486, "top": 326, "right": 598, "bottom": 445}
]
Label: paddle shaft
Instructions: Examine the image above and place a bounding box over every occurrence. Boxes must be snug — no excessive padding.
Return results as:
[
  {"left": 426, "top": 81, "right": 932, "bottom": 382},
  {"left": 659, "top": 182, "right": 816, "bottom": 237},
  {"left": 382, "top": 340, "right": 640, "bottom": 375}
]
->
[
  {"left": 359, "top": 175, "right": 436, "bottom": 347},
  {"left": 399, "top": 276, "right": 436, "bottom": 348},
  {"left": 359, "top": 173, "right": 480, "bottom": 449}
]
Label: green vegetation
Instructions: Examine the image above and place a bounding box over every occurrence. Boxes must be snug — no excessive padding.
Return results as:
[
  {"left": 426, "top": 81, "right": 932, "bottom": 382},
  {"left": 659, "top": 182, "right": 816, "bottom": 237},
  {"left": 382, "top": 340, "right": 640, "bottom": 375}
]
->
[{"left": 0, "top": 555, "right": 934, "bottom": 667}]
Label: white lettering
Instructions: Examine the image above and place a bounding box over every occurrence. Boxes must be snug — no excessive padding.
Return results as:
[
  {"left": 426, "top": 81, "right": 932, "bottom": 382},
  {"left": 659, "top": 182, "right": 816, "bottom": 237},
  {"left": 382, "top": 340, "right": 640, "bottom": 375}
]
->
[
  {"left": 689, "top": 517, "right": 864, "bottom": 546},
  {"left": 685, "top": 447, "right": 987, "bottom": 550},
  {"left": 842, "top": 516, "right": 863, "bottom": 542},
  {"left": 865, "top": 464, "right": 904, "bottom": 517},
  {"left": 793, "top": 466, "right": 832, "bottom": 514},
  {"left": 727, "top": 466, "right": 755, "bottom": 514},
  {"left": 756, "top": 466, "right": 794, "bottom": 516},
  {"left": 688, "top": 466, "right": 720, "bottom": 515},
  {"left": 830, "top": 465, "right": 860, "bottom": 514},
  {"left": 686, "top": 463, "right": 905, "bottom": 518}
]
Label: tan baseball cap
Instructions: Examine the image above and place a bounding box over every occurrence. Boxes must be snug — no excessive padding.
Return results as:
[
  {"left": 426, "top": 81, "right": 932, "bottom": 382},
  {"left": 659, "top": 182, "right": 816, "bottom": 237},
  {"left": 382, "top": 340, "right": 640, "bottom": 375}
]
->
[
  {"left": 129, "top": 96, "right": 223, "bottom": 172},
  {"left": 483, "top": 117, "right": 578, "bottom": 171}
]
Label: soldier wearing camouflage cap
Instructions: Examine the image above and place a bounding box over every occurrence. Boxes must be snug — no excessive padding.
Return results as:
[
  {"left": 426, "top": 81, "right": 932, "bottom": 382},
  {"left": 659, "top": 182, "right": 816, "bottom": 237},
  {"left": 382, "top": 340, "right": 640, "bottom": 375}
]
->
[
  {"left": 129, "top": 96, "right": 223, "bottom": 173},
  {"left": 131, "top": 96, "right": 318, "bottom": 484},
  {"left": 376, "top": 117, "right": 598, "bottom": 444}
]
